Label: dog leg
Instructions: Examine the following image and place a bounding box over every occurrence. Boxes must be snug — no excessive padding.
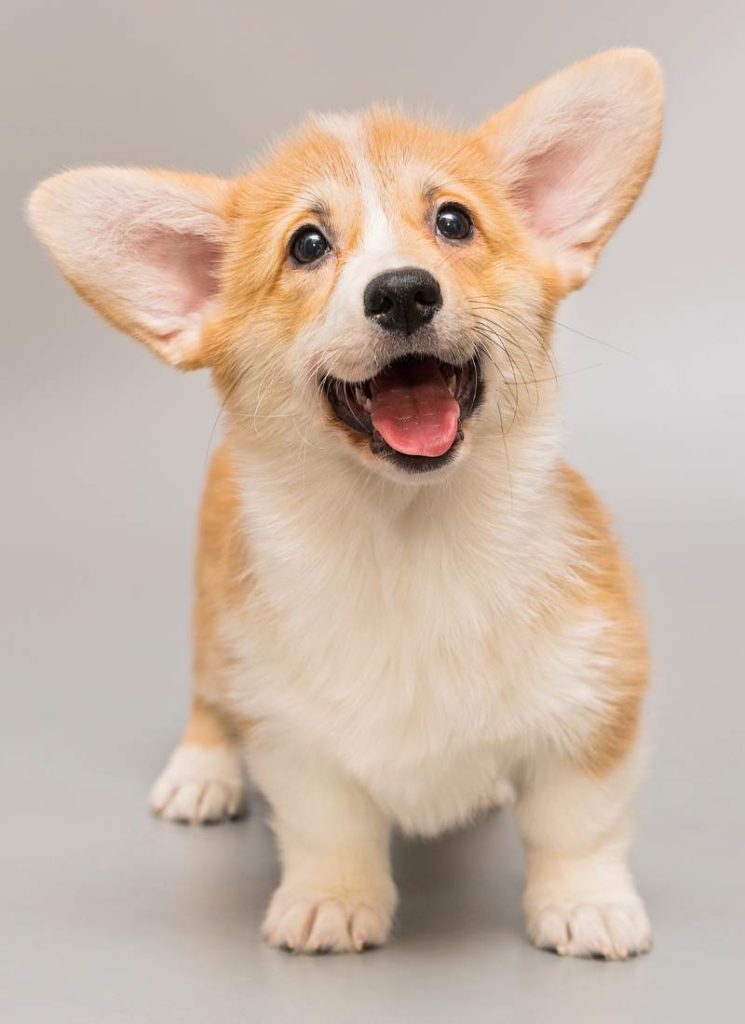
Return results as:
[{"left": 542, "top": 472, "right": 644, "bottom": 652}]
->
[
  {"left": 253, "top": 743, "right": 397, "bottom": 953},
  {"left": 516, "top": 751, "right": 651, "bottom": 959},
  {"left": 149, "top": 698, "right": 247, "bottom": 824}
]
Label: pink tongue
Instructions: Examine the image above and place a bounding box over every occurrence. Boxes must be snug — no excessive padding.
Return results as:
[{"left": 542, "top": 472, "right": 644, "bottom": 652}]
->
[{"left": 370, "top": 357, "right": 460, "bottom": 458}]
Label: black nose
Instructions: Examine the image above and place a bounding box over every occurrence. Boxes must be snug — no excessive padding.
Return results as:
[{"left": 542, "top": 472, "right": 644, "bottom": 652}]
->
[{"left": 364, "top": 268, "right": 442, "bottom": 336}]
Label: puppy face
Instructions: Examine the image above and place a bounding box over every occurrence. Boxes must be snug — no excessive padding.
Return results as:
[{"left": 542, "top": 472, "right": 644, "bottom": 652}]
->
[
  {"left": 28, "top": 49, "right": 663, "bottom": 480},
  {"left": 211, "top": 111, "right": 547, "bottom": 477}
]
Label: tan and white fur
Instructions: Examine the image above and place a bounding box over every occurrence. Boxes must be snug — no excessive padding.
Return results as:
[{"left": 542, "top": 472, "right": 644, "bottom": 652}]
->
[{"left": 28, "top": 50, "right": 664, "bottom": 959}]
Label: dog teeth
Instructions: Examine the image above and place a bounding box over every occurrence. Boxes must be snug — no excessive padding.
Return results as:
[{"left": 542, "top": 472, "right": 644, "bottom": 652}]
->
[
  {"left": 446, "top": 374, "right": 456, "bottom": 395},
  {"left": 363, "top": 397, "right": 372, "bottom": 412}
]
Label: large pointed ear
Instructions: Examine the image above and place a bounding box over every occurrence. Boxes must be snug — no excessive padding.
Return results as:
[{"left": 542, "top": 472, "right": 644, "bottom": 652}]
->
[
  {"left": 27, "top": 167, "right": 230, "bottom": 369},
  {"left": 481, "top": 49, "right": 663, "bottom": 290}
]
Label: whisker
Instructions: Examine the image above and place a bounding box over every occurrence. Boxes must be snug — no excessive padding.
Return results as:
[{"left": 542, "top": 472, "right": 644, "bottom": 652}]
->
[
  {"left": 496, "top": 392, "right": 512, "bottom": 503},
  {"left": 468, "top": 321, "right": 524, "bottom": 413},
  {"left": 469, "top": 314, "right": 537, "bottom": 408},
  {"left": 465, "top": 300, "right": 559, "bottom": 389},
  {"left": 466, "top": 297, "right": 636, "bottom": 360}
]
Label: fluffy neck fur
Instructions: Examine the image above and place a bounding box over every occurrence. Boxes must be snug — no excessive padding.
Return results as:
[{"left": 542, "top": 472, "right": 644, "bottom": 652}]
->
[{"left": 224, "top": 392, "right": 573, "bottom": 636}]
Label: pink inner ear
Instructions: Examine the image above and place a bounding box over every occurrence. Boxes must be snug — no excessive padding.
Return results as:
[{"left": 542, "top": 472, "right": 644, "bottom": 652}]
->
[
  {"left": 513, "top": 139, "right": 590, "bottom": 240},
  {"left": 141, "top": 227, "right": 223, "bottom": 318}
]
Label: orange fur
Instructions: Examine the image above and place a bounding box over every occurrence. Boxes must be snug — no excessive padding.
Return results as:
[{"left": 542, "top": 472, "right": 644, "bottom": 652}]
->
[
  {"left": 559, "top": 463, "right": 650, "bottom": 775},
  {"left": 192, "top": 445, "right": 251, "bottom": 717}
]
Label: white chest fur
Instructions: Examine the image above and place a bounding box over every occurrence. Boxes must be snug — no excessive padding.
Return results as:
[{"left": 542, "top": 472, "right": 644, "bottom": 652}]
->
[{"left": 225, "top": 427, "right": 607, "bottom": 836}]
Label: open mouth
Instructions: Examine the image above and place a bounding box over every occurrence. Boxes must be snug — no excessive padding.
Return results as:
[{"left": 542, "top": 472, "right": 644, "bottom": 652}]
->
[{"left": 323, "top": 353, "right": 482, "bottom": 472}]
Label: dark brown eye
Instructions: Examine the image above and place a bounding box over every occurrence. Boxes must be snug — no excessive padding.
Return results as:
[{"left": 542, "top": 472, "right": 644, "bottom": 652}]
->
[
  {"left": 435, "top": 204, "right": 473, "bottom": 241},
  {"left": 290, "top": 225, "right": 330, "bottom": 264}
]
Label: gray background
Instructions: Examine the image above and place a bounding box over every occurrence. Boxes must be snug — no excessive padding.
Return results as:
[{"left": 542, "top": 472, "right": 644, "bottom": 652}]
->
[{"left": 2, "top": 1, "right": 743, "bottom": 1021}]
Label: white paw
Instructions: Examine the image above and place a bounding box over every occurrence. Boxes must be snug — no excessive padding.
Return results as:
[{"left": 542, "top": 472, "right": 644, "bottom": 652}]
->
[
  {"left": 263, "top": 884, "right": 396, "bottom": 954},
  {"left": 149, "top": 744, "right": 247, "bottom": 824},
  {"left": 527, "top": 896, "right": 651, "bottom": 960}
]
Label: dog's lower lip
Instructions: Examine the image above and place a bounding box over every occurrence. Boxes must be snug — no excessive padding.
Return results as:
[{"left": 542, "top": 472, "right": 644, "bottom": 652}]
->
[{"left": 322, "top": 353, "right": 481, "bottom": 469}]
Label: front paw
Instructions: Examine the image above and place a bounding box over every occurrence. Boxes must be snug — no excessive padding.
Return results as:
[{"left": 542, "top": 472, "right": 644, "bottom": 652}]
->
[
  {"left": 527, "top": 896, "right": 651, "bottom": 960},
  {"left": 149, "top": 744, "right": 247, "bottom": 824},
  {"left": 263, "top": 881, "right": 396, "bottom": 954}
]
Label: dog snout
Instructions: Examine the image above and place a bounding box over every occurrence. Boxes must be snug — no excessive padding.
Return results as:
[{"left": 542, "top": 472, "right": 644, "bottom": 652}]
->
[{"left": 363, "top": 268, "right": 442, "bottom": 336}]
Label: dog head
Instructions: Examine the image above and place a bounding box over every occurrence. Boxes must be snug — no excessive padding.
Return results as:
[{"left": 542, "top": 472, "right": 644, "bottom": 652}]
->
[{"left": 28, "top": 49, "right": 662, "bottom": 480}]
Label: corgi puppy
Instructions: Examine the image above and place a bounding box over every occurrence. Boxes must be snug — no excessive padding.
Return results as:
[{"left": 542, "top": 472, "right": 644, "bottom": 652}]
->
[{"left": 28, "top": 49, "right": 663, "bottom": 959}]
